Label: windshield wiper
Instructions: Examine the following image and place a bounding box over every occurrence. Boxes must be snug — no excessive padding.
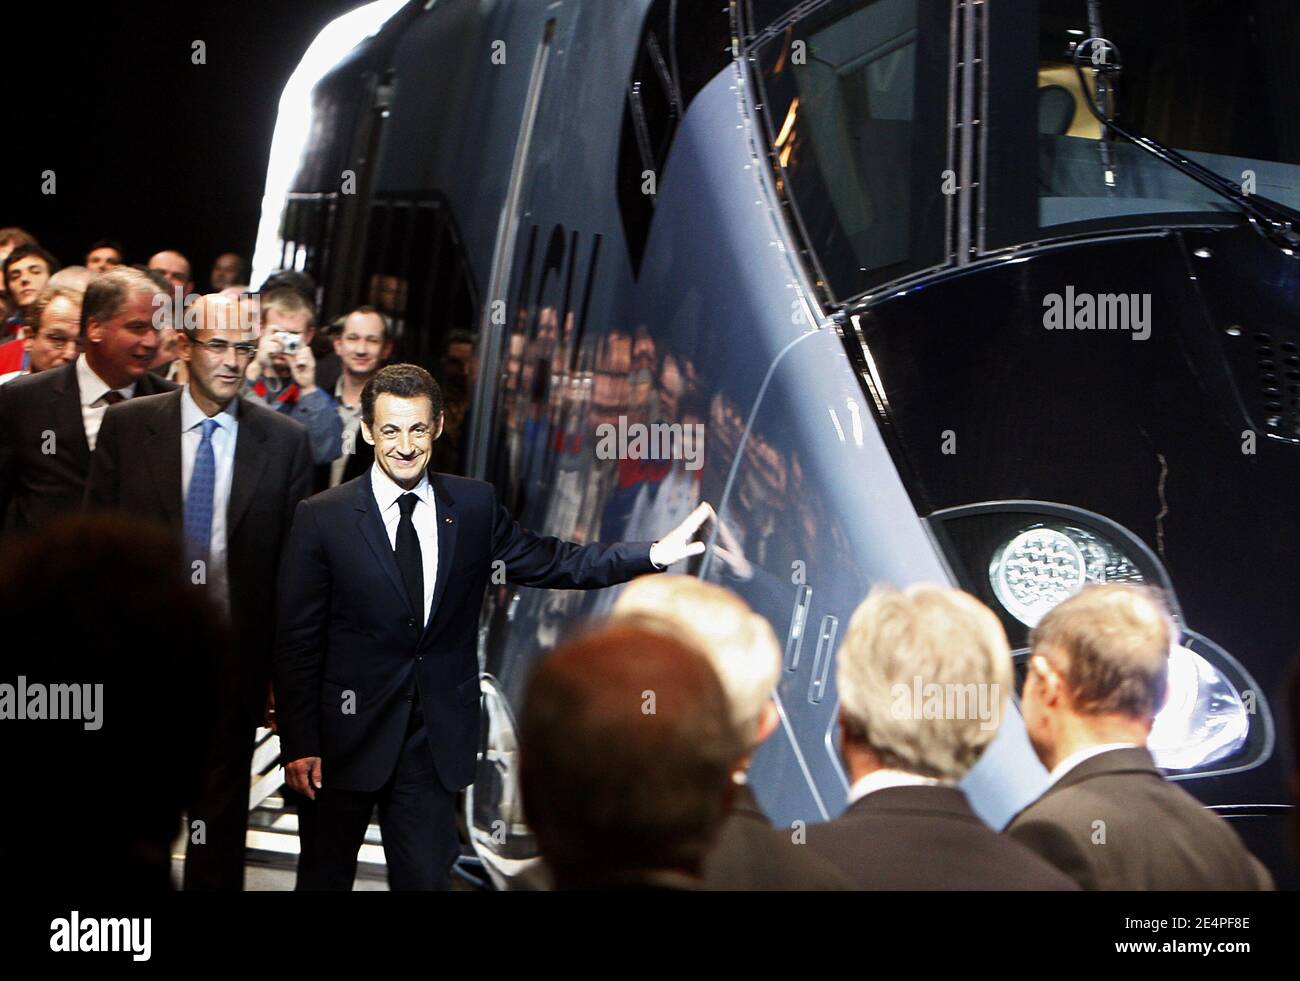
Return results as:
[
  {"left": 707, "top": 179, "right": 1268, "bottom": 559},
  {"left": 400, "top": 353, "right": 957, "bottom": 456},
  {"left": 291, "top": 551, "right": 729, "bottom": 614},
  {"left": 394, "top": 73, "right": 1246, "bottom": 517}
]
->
[{"left": 1073, "top": 37, "right": 1300, "bottom": 254}]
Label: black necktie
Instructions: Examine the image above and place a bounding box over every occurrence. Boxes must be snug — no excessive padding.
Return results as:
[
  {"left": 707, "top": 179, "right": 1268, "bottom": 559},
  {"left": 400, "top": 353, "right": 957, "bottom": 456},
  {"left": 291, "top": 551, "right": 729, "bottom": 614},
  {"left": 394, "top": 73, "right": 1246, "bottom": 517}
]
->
[
  {"left": 395, "top": 493, "right": 424, "bottom": 623},
  {"left": 102, "top": 391, "right": 125, "bottom": 405}
]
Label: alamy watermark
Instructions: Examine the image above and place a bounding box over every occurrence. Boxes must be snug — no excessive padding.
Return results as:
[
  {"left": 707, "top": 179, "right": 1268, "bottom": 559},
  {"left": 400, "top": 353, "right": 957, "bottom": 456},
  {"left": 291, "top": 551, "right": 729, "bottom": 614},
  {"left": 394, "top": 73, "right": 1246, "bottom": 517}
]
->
[
  {"left": 594, "top": 415, "right": 705, "bottom": 471},
  {"left": 1043, "top": 286, "right": 1151, "bottom": 340},
  {"left": 0, "top": 677, "right": 102, "bottom": 730},
  {"left": 890, "top": 676, "right": 1001, "bottom": 731}
]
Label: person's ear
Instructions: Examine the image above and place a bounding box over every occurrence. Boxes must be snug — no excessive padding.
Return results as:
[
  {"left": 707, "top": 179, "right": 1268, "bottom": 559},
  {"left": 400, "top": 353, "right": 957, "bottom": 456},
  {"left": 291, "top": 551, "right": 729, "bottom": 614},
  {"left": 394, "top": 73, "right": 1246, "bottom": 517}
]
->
[
  {"left": 304, "top": 326, "right": 316, "bottom": 346},
  {"left": 176, "top": 330, "right": 192, "bottom": 365},
  {"left": 332, "top": 334, "right": 343, "bottom": 357},
  {"left": 431, "top": 411, "right": 444, "bottom": 442},
  {"left": 754, "top": 700, "right": 780, "bottom": 747},
  {"left": 360, "top": 419, "right": 376, "bottom": 447},
  {"left": 85, "top": 318, "right": 104, "bottom": 345},
  {"left": 1030, "top": 654, "right": 1060, "bottom": 704},
  {"left": 381, "top": 339, "right": 394, "bottom": 360}
]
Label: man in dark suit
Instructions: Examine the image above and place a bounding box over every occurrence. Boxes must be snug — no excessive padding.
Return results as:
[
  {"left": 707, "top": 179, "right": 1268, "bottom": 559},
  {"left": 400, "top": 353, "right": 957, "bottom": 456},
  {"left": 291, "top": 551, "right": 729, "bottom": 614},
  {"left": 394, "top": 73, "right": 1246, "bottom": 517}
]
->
[
  {"left": 275, "top": 363, "right": 712, "bottom": 890},
  {"left": 1006, "top": 584, "right": 1274, "bottom": 890},
  {"left": 85, "top": 293, "right": 314, "bottom": 890},
  {"left": 612, "top": 575, "right": 851, "bottom": 890},
  {"left": 520, "top": 623, "right": 745, "bottom": 890},
  {"left": 0, "top": 267, "right": 176, "bottom": 536},
  {"left": 805, "top": 584, "right": 1079, "bottom": 890}
]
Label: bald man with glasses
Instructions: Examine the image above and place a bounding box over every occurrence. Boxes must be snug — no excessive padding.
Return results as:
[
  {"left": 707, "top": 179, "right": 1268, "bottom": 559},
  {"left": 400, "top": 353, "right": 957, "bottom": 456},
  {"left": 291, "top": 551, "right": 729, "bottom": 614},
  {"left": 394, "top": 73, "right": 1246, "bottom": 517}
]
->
[{"left": 85, "top": 293, "right": 314, "bottom": 890}]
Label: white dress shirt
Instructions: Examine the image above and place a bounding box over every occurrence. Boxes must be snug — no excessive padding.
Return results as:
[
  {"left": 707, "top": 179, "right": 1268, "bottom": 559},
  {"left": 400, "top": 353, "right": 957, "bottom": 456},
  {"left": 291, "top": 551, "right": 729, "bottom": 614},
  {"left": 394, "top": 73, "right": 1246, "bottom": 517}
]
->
[
  {"left": 1047, "top": 742, "right": 1140, "bottom": 786},
  {"left": 370, "top": 464, "right": 439, "bottom": 626},
  {"left": 847, "top": 768, "right": 947, "bottom": 806},
  {"left": 76, "top": 353, "right": 137, "bottom": 451},
  {"left": 181, "top": 387, "right": 239, "bottom": 616}
]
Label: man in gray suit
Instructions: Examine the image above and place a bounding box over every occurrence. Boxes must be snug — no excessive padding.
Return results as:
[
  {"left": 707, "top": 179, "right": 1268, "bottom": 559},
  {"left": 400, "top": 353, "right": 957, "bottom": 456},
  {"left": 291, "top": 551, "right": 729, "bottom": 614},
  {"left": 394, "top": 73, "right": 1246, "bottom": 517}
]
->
[
  {"left": 1007, "top": 584, "right": 1273, "bottom": 890},
  {"left": 804, "top": 584, "right": 1078, "bottom": 890}
]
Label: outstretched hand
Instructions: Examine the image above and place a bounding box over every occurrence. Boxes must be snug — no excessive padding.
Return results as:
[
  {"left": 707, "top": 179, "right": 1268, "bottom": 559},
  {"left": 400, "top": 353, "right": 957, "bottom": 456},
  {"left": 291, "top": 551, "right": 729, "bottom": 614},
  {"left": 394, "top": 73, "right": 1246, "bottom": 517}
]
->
[{"left": 649, "top": 502, "right": 716, "bottom": 569}]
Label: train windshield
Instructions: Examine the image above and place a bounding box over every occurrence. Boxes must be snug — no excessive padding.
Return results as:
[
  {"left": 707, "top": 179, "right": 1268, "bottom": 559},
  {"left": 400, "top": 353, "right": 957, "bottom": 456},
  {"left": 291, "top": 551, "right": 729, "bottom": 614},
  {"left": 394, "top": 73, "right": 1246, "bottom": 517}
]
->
[
  {"left": 753, "top": 0, "right": 953, "bottom": 301},
  {"left": 985, "top": 0, "right": 1300, "bottom": 249}
]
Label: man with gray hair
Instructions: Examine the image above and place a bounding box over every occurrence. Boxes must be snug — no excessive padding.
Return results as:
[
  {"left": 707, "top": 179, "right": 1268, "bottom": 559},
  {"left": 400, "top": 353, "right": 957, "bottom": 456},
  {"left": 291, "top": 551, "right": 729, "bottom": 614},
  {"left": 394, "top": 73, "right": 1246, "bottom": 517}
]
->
[
  {"left": 0, "top": 266, "right": 176, "bottom": 534},
  {"left": 613, "top": 575, "right": 851, "bottom": 889},
  {"left": 1007, "top": 583, "right": 1273, "bottom": 889},
  {"left": 805, "top": 583, "right": 1078, "bottom": 889}
]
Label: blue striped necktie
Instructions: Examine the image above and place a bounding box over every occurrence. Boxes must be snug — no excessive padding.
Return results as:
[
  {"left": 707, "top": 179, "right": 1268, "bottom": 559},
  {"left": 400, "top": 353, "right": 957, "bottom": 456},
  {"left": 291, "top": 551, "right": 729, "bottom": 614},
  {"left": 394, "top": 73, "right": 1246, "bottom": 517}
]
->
[{"left": 184, "top": 418, "right": 219, "bottom": 567}]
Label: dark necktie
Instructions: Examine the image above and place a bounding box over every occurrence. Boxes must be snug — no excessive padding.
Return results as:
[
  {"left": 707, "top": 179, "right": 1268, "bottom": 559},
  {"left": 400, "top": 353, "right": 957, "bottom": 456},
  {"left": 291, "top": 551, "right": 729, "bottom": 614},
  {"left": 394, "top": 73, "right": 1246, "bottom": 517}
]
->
[
  {"left": 396, "top": 493, "right": 424, "bottom": 624},
  {"left": 102, "top": 390, "right": 125, "bottom": 405}
]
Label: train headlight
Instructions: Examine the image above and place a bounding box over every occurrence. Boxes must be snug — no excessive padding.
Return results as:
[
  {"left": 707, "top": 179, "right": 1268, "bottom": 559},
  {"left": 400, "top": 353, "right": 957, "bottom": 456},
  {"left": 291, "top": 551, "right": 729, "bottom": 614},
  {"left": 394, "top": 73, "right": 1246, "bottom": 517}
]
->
[
  {"left": 1148, "top": 642, "right": 1250, "bottom": 771},
  {"left": 988, "top": 523, "right": 1145, "bottom": 627}
]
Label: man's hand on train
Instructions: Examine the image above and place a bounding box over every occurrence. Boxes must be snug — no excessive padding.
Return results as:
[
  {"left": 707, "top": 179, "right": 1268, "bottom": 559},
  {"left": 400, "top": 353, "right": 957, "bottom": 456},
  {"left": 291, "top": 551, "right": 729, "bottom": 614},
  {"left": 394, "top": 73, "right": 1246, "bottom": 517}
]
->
[{"left": 649, "top": 501, "right": 715, "bottom": 569}]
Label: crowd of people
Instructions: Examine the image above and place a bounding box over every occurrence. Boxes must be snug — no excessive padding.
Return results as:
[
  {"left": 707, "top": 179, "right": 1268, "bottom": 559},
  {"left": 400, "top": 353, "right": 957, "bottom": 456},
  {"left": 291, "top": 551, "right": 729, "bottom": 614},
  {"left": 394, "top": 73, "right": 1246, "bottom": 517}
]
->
[{"left": 0, "top": 225, "right": 1293, "bottom": 893}]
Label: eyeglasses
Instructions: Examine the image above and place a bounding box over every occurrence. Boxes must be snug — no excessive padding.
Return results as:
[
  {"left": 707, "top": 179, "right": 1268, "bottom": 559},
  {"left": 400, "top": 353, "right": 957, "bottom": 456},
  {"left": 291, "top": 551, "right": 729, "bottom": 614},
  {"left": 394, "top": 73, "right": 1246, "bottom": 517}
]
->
[{"left": 191, "top": 339, "right": 257, "bottom": 359}]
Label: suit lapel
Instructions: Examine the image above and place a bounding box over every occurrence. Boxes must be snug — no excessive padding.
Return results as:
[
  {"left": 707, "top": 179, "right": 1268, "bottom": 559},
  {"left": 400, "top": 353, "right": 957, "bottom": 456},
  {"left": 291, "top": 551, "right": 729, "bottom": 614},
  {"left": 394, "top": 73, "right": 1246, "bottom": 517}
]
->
[
  {"left": 50, "top": 362, "right": 90, "bottom": 466},
  {"left": 422, "top": 472, "right": 459, "bottom": 638},
  {"left": 143, "top": 390, "right": 184, "bottom": 528},
  {"left": 354, "top": 475, "right": 417, "bottom": 616},
  {"left": 227, "top": 398, "right": 268, "bottom": 539}
]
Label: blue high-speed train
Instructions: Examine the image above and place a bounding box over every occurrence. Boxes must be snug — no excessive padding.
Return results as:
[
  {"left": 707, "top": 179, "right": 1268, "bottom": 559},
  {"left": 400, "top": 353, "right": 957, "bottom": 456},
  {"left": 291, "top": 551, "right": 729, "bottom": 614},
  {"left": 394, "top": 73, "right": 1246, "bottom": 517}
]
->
[{"left": 254, "top": 0, "right": 1300, "bottom": 887}]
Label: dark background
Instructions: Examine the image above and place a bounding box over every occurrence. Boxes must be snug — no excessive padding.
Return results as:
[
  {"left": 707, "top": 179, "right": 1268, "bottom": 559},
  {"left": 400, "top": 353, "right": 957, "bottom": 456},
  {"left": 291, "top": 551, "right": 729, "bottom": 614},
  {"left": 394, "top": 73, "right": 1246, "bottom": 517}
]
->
[{"left": 3, "top": 1, "right": 368, "bottom": 287}]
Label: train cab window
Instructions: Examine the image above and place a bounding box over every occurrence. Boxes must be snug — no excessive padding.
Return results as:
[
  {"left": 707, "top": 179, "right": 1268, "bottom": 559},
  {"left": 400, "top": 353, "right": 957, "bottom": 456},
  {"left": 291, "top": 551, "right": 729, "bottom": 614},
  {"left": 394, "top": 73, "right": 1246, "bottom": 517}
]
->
[
  {"left": 984, "top": 0, "right": 1300, "bottom": 249},
  {"left": 616, "top": 0, "right": 730, "bottom": 276},
  {"left": 355, "top": 192, "right": 479, "bottom": 471},
  {"left": 754, "top": 0, "right": 951, "bottom": 303}
]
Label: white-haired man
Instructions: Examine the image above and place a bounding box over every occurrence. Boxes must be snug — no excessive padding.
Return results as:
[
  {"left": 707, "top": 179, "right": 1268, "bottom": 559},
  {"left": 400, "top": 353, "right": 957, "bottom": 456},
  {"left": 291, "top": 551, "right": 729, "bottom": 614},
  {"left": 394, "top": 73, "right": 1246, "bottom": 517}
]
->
[
  {"left": 805, "top": 583, "right": 1078, "bottom": 889},
  {"left": 613, "top": 576, "right": 852, "bottom": 890},
  {"left": 1007, "top": 584, "right": 1273, "bottom": 890}
]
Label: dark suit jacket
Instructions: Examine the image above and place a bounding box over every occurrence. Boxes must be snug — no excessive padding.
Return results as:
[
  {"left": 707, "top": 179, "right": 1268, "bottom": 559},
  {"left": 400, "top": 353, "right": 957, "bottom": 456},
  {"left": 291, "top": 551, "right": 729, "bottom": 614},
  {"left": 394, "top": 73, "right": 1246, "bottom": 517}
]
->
[
  {"left": 0, "top": 360, "right": 176, "bottom": 536},
  {"left": 1005, "top": 746, "right": 1274, "bottom": 890},
  {"left": 274, "top": 471, "right": 659, "bottom": 793},
  {"left": 84, "top": 389, "right": 314, "bottom": 724},
  {"left": 805, "top": 784, "right": 1080, "bottom": 890},
  {"left": 702, "top": 782, "right": 852, "bottom": 890}
]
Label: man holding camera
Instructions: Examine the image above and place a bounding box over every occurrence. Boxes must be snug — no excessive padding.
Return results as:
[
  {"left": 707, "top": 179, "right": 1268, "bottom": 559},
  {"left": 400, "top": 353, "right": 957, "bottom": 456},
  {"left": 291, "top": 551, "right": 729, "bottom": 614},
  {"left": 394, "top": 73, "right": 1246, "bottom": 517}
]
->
[{"left": 243, "top": 286, "right": 342, "bottom": 467}]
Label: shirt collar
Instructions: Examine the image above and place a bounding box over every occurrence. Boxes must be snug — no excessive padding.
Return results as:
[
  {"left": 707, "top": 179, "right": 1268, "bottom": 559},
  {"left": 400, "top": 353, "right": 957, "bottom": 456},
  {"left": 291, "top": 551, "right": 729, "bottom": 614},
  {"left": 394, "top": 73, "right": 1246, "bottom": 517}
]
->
[
  {"left": 369, "top": 462, "right": 433, "bottom": 514},
  {"left": 180, "top": 384, "right": 238, "bottom": 432},
  {"left": 847, "top": 768, "right": 947, "bottom": 805},
  {"left": 334, "top": 374, "right": 361, "bottom": 415},
  {"left": 76, "top": 353, "right": 136, "bottom": 406},
  {"left": 1047, "top": 742, "right": 1140, "bottom": 785}
]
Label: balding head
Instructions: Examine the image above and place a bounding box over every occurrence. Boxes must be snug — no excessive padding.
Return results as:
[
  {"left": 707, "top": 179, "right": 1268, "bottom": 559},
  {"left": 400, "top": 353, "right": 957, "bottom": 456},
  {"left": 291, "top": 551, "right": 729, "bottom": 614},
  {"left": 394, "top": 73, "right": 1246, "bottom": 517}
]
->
[
  {"left": 148, "top": 250, "right": 192, "bottom": 295},
  {"left": 519, "top": 623, "right": 744, "bottom": 887},
  {"left": 1021, "top": 584, "right": 1176, "bottom": 770}
]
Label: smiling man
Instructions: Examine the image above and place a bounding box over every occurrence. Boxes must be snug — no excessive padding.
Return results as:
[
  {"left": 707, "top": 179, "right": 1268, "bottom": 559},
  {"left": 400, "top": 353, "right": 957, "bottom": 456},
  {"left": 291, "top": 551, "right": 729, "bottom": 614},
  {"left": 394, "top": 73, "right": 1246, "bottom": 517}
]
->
[
  {"left": 0, "top": 267, "right": 176, "bottom": 535},
  {"left": 275, "top": 363, "right": 714, "bottom": 890},
  {"left": 85, "top": 292, "right": 314, "bottom": 890},
  {"left": 322, "top": 305, "right": 393, "bottom": 488}
]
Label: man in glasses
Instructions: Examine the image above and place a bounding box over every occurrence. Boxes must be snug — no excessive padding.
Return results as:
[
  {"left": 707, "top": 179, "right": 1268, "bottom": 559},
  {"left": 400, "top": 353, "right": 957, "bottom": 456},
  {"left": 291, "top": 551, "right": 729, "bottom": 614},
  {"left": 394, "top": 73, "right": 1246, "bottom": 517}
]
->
[
  {"left": 0, "top": 286, "right": 84, "bottom": 386},
  {"left": 86, "top": 292, "right": 314, "bottom": 890}
]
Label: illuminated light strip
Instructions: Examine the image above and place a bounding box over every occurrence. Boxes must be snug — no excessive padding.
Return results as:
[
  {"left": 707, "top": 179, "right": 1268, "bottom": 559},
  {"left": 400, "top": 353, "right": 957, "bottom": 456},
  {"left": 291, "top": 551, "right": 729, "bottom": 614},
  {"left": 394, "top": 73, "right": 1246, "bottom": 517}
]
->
[
  {"left": 249, "top": 0, "right": 409, "bottom": 290},
  {"left": 774, "top": 96, "right": 799, "bottom": 148}
]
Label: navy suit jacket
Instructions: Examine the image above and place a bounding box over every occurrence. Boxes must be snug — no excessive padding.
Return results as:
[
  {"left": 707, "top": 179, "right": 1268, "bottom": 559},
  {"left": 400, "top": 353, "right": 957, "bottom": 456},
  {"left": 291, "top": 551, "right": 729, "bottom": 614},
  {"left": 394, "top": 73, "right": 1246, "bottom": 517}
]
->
[{"left": 274, "top": 470, "right": 659, "bottom": 793}]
